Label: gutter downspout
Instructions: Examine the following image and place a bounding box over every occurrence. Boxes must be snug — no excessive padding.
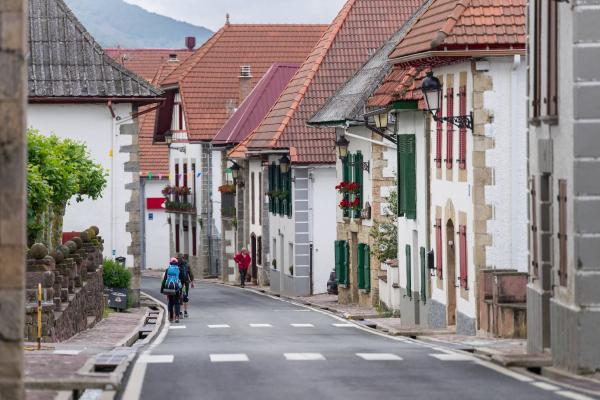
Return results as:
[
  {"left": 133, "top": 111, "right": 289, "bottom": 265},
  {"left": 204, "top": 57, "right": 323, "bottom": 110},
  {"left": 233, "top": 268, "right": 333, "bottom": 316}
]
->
[{"left": 140, "top": 177, "right": 146, "bottom": 270}]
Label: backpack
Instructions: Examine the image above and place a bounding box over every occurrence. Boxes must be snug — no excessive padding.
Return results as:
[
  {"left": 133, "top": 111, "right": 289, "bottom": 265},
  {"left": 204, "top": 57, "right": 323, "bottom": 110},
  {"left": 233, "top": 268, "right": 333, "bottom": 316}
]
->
[{"left": 163, "top": 265, "right": 182, "bottom": 295}]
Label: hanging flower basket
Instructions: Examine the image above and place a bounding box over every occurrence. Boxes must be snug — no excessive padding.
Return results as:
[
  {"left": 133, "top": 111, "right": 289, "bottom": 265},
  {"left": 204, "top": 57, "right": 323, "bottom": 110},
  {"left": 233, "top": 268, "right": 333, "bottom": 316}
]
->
[
  {"left": 347, "top": 182, "right": 360, "bottom": 194},
  {"left": 339, "top": 199, "right": 351, "bottom": 211},
  {"left": 218, "top": 184, "right": 236, "bottom": 193},
  {"left": 335, "top": 181, "right": 350, "bottom": 194}
]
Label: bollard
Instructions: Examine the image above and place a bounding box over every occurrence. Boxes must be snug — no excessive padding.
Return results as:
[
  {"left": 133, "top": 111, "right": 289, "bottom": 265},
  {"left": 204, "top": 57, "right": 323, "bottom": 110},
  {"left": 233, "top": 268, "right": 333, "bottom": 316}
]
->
[{"left": 37, "top": 283, "right": 42, "bottom": 350}]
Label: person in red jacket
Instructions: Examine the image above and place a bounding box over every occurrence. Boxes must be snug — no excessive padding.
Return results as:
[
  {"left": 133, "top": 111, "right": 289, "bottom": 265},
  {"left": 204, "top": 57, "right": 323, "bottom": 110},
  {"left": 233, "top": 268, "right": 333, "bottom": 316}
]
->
[{"left": 233, "top": 248, "right": 251, "bottom": 288}]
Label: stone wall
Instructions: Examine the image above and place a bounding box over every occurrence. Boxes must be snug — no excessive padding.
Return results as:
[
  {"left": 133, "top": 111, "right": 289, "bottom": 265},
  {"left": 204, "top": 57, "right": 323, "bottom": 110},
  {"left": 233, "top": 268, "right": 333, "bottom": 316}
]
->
[
  {"left": 24, "top": 228, "right": 105, "bottom": 342},
  {"left": 0, "top": 0, "right": 27, "bottom": 398}
]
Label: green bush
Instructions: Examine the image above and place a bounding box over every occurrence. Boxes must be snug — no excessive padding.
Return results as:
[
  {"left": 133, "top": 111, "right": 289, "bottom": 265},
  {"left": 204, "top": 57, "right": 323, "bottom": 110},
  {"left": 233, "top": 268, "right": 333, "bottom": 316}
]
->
[{"left": 102, "top": 258, "right": 132, "bottom": 289}]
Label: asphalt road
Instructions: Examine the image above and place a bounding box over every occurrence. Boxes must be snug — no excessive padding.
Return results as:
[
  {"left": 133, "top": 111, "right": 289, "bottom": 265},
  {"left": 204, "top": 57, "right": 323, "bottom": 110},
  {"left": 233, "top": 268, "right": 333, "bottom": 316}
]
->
[{"left": 131, "top": 278, "right": 594, "bottom": 400}]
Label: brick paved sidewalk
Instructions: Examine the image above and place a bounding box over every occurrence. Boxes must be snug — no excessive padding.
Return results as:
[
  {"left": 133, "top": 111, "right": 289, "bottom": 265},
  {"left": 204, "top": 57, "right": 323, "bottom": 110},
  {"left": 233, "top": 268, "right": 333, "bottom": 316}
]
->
[{"left": 24, "top": 307, "right": 147, "bottom": 400}]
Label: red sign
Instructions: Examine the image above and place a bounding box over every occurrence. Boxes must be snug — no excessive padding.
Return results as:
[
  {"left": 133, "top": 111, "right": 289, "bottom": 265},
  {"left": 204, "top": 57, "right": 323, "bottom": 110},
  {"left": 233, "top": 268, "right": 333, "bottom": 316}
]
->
[{"left": 146, "top": 197, "right": 166, "bottom": 210}]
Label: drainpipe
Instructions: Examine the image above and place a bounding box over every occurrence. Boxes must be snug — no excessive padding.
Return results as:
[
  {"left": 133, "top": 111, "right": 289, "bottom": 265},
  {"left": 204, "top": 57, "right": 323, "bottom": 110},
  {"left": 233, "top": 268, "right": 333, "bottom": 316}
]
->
[{"left": 140, "top": 177, "right": 146, "bottom": 270}]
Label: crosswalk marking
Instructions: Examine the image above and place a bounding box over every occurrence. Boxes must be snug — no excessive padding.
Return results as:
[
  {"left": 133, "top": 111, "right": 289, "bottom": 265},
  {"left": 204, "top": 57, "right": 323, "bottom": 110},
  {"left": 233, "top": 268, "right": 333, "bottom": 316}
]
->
[
  {"left": 429, "top": 353, "right": 474, "bottom": 361},
  {"left": 209, "top": 354, "right": 249, "bottom": 362},
  {"left": 138, "top": 355, "right": 174, "bottom": 364},
  {"left": 332, "top": 323, "right": 354, "bottom": 327},
  {"left": 284, "top": 353, "right": 325, "bottom": 361},
  {"left": 356, "top": 353, "right": 403, "bottom": 361},
  {"left": 290, "top": 323, "right": 314, "bottom": 327},
  {"left": 556, "top": 391, "right": 595, "bottom": 400},
  {"left": 53, "top": 350, "right": 81, "bottom": 355},
  {"left": 531, "top": 381, "right": 560, "bottom": 391},
  {"left": 249, "top": 323, "right": 272, "bottom": 328},
  {"left": 169, "top": 325, "right": 186, "bottom": 330},
  {"left": 208, "top": 324, "right": 230, "bottom": 329}
]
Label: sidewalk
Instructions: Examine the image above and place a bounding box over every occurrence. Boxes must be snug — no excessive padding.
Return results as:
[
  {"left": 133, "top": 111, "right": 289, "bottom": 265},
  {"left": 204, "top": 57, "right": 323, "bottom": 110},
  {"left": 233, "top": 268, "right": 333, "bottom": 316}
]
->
[{"left": 24, "top": 302, "right": 158, "bottom": 400}]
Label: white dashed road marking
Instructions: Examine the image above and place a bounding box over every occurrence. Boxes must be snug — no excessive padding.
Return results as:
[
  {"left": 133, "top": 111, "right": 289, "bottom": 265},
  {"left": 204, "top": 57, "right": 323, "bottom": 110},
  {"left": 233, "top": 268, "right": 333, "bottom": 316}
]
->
[
  {"left": 332, "top": 323, "right": 355, "bottom": 327},
  {"left": 53, "top": 350, "right": 81, "bottom": 355},
  {"left": 290, "top": 323, "right": 314, "bottom": 327},
  {"left": 556, "top": 391, "right": 596, "bottom": 400},
  {"left": 249, "top": 323, "right": 272, "bottom": 328},
  {"left": 210, "top": 354, "right": 249, "bottom": 362},
  {"left": 429, "top": 353, "right": 474, "bottom": 361},
  {"left": 531, "top": 381, "right": 560, "bottom": 391},
  {"left": 284, "top": 353, "right": 325, "bottom": 361},
  {"left": 208, "top": 324, "right": 230, "bottom": 329},
  {"left": 356, "top": 353, "right": 403, "bottom": 361},
  {"left": 138, "top": 355, "right": 174, "bottom": 364},
  {"left": 169, "top": 325, "right": 186, "bottom": 330}
]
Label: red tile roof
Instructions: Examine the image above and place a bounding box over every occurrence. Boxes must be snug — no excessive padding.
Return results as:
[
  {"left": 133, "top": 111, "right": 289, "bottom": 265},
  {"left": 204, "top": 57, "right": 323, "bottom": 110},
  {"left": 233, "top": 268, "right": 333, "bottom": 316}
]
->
[
  {"left": 389, "top": 0, "right": 526, "bottom": 60},
  {"left": 105, "top": 48, "right": 192, "bottom": 82},
  {"left": 368, "top": 65, "right": 429, "bottom": 108},
  {"left": 244, "top": 0, "right": 422, "bottom": 164},
  {"left": 212, "top": 63, "right": 299, "bottom": 146},
  {"left": 161, "top": 24, "right": 328, "bottom": 142}
]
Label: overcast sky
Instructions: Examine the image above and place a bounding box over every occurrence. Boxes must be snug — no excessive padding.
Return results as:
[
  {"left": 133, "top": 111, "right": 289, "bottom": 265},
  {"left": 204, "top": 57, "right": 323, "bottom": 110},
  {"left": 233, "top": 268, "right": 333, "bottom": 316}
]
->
[{"left": 124, "top": 0, "right": 347, "bottom": 31}]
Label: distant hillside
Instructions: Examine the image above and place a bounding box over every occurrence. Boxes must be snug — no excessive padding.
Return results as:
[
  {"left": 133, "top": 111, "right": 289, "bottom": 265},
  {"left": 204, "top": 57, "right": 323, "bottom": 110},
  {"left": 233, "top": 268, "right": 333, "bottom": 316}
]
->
[{"left": 64, "top": 0, "right": 212, "bottom": 49}]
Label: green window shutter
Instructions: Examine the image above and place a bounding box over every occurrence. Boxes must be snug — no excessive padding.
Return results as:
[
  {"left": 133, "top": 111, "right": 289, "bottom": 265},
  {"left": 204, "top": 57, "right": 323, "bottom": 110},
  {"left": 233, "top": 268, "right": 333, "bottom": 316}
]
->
[
  {"left": 277, "top": 167, "right": 283, "bottom": 215},
  {"left": 287, "top": 171, "right": 292, "bottom": 217},
  {"left": 343, "top": 240, "right": 350, "bottom": 285},
  {"left": 342, "top": 155, "right": 351, "bottom": 218},
  {"left": 334, "top": 240, "right": 341, "bottom": 284},
  {"left": 405, "top": 244, "right": 412, "bottom": 298},
  {"left": 397, "top": 136, "right": 406, "bottom": 216},
  {"left": 281, "top": 170, "right": 287, "bottom": 216},
  {"left": 357, "top": 243, "right": 365, "bottom": 290},
  {"left": 420, "top": 246, "right": 426, "bottom": 302},
  {"left": 406, "top": 135, "right": 416, "bottom": 220},
  {"left": 353, "top": 151, "right": 363, "bottom": 219},
  {"left": 364, "top": 244, "right": 371, "bottom": 292},
  {"left": 269, "top": 164, "right": 275, "bottom": 213}
]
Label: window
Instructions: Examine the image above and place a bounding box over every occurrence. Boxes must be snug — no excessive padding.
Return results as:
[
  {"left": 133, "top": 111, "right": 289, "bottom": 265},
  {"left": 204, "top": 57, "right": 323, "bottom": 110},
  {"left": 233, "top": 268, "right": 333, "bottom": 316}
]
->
[
  {"left": 558, "top": 179, "right": 567, "bottom": 286},
  {"left": 547, "top": 0, "right": 558, "bottom": 117},
  {"left": 459, "top": 225, "right": 468, "bottom": 289},
  {"left": 353, "top": 152, "right": 364, "bottom": 218},
  {"left": 397, "top": 135, "right": 416, "bottom": 219},
  {"left": 183, "top": 163, "right": 188, "bottom": 188},
  {"left": 334, "top": 240, "right": 349, "bottom": 285},
  {"left": 446, "top": 87, "right": 454, "bottom": 169},
  {"left": 458, "top": 86, "right": 467, "bottom": 169},
  {"left": 435, "top": 219, "right": 442, "bottom": 279},
  {"left": 357, "top": 243, "right": 370, "bottom": 292},
  {"left": 175, "top": 163, "right": 180, "bottom": 187},
  {"left": 251, "top": 172, "right": 255, "bottom": 224},
  {"left": 405, "top": 244, "right": 412, "bottom": 297}
]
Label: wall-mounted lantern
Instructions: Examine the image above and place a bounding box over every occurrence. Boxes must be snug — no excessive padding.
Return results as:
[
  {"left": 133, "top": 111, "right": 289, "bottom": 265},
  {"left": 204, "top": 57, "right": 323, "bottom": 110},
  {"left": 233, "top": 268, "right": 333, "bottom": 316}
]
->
[
  {"left": 230, "top": 161, "right": 242, "bottom": 185},
  {"left": 279, "top": 154, "right": 291, "bottom": 174},
  {"left": 335, "top": 135, "right": 350, "bottom": 160},
  {"left": 421, "top": 71, "right": 473, "bottom": 131}
]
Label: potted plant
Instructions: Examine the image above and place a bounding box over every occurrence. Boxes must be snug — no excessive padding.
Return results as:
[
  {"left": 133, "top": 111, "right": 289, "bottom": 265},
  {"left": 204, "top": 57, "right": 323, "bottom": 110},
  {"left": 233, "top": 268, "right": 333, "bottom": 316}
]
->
[
  {"left": 335, "top": 181, "right": 349, "bottom": 194},
  {"left": 218, "top": 184, "right": 236, "bottom": 193},
  {"left": 102, "top": 258, "right": 132, "bottom": 311}
]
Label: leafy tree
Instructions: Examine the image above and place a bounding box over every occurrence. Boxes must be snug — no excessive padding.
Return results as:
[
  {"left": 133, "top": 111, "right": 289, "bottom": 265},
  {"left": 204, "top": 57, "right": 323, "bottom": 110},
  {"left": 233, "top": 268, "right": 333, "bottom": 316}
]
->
[
  {"left": 27, "top": 129, "right": 108, "bottom": 248},
  {"left": 369, "top": 178, "right": 399, "bottom": 263}
]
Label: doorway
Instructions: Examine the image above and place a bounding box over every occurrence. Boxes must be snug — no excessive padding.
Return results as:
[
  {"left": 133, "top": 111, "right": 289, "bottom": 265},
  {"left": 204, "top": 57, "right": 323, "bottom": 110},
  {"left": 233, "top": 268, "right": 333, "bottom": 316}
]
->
[
  {"left": 251, "top": 234, "right": 257, "bottom": 283},
  {"left": 445, "top": 219, "right": 457, "bottom": 326}
]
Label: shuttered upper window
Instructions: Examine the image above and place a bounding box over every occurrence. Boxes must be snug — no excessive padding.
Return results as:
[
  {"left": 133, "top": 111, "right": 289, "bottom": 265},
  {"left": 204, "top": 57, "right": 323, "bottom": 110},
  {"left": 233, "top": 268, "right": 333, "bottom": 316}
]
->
[
  {"left": 353, "top": 152, "right": 364, "bottom": 219},
  {"left": 458, "top": 86, "right": 467, "bottom": 169},
  {"left": 532, "top": 0, "right": 542, "bottom": 118},
  {"left": 446, "top": 87, "right": 454, "bottom": 169},
  {"left": 547, "top": 0, "right": 558, "bottom": 117},
  {"left": 342, "top": 155, "right": 351, "bottom": 218},
  {"left": 397, "top": 135, "right": 416, "bottom": 220},
  {"left": 435, "top": 110, "right": 443, "bottom": 169}
]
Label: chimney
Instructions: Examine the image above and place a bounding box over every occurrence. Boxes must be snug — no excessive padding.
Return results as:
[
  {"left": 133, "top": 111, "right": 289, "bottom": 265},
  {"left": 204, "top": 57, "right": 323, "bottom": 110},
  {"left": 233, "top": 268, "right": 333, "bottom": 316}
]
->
[
  {"left": 185, "top": 36, "right": 196, "bottom": 51},
  {"left": 239, "top": 65, "right": 252, "bottom": 104}
]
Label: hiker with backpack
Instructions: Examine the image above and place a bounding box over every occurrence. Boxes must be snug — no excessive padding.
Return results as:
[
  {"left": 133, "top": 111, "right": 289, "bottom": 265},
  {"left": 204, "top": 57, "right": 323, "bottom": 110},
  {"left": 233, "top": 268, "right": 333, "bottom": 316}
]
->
[
  {"left": 178, "top": 254, "right": 195, "bottom": 318},
  {"left": 161, "top": 257, "right": 184, "bottom": 323},
  {"left": 233, "top": 248, "right": 251, "bottom": 288}
]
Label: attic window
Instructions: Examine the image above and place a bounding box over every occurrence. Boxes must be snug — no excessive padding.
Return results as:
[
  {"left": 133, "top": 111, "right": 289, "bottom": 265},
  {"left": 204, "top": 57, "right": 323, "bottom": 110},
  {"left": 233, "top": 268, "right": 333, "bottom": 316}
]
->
[
  {"left": 240, "top": 65, "right": 252, "bottom": 78},
  {"left": 168, "top": 53, "right": 179, "bottom": 62}
]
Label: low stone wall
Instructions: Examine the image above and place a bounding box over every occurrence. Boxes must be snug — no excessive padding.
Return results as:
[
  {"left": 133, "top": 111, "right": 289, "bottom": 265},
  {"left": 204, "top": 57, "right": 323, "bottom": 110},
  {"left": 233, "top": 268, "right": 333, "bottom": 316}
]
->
[{"left": 24, "top": 226, "right": 105, "bottom": 342}]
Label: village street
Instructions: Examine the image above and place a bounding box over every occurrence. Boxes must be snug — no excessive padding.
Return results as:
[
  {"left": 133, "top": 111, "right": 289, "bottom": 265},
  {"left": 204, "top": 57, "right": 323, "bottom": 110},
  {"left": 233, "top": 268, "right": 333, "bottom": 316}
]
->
[{"left": 128, "top": 278, "right": 580, "bottom": 400}]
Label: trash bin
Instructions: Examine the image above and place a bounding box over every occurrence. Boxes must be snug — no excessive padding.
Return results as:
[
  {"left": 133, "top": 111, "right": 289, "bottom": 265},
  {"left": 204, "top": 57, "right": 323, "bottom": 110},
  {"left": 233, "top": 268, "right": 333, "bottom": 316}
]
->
[{"left": 115, "top": 256, "right": 126, "bottom": 266}]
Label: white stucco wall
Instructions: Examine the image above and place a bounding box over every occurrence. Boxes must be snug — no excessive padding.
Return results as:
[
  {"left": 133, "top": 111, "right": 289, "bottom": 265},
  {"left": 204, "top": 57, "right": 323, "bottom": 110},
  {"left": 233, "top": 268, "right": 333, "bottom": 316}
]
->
[
  {"left": 310, "top": 166, "right": 337, "bottom": 294},
  {"left": 143, "top": 179, "right": 170, "bottom": 269},
  {"left": 28, "top": 103, "right": 133, "bottom": 264}
]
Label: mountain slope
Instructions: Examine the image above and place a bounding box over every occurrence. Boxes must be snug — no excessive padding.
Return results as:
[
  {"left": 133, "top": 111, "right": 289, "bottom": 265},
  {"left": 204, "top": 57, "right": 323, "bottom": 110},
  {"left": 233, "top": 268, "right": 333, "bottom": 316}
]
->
[{"left": 64, "top": 0, "right": 212, "bottom": 48}]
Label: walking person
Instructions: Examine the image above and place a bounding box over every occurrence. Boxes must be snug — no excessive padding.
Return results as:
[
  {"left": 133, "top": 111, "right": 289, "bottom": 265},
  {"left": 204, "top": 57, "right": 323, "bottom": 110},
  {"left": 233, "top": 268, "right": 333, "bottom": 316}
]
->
[
  {"left": 233, "top": 248, "right": 251, "bottom": 288},
  {"left": 161, "top": 257, "right": 183, "bottom": 323},
  {"left": 178, "top": 254, "right": 195, "bottom": 318}
]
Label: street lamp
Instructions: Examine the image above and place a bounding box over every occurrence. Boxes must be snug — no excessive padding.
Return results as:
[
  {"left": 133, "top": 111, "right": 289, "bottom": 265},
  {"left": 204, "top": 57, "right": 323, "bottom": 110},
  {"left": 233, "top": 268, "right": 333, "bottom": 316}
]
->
[
  {"left": 421, "top": 71, "right": 442, "bottom": 117},
  {"left": 230, "top": 161, "right": 241, "bottom": 183},
  {"left": 335, "top": 135, "right": 349, "bottom": 160},
  {"left": 420, "top": 71, "right": 473, "bottom": 131},
  {"left": 279, "top": 155, "right": 291, "bottom": 174},
  {"left": 373, "top": 111, "right": 389, "bottom": 129}
]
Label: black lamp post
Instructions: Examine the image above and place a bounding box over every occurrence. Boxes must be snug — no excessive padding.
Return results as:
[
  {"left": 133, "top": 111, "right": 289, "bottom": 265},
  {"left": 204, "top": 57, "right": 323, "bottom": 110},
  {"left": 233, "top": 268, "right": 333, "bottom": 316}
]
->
[
  {"left": 335, "top": 135, "right": 350, "bottom": 160},
  {"left": 279, "top": 154, "right": 291, "bottom": 174},
  {"left": 421, "top": 71, "right": 473, "bottom": 131}
]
